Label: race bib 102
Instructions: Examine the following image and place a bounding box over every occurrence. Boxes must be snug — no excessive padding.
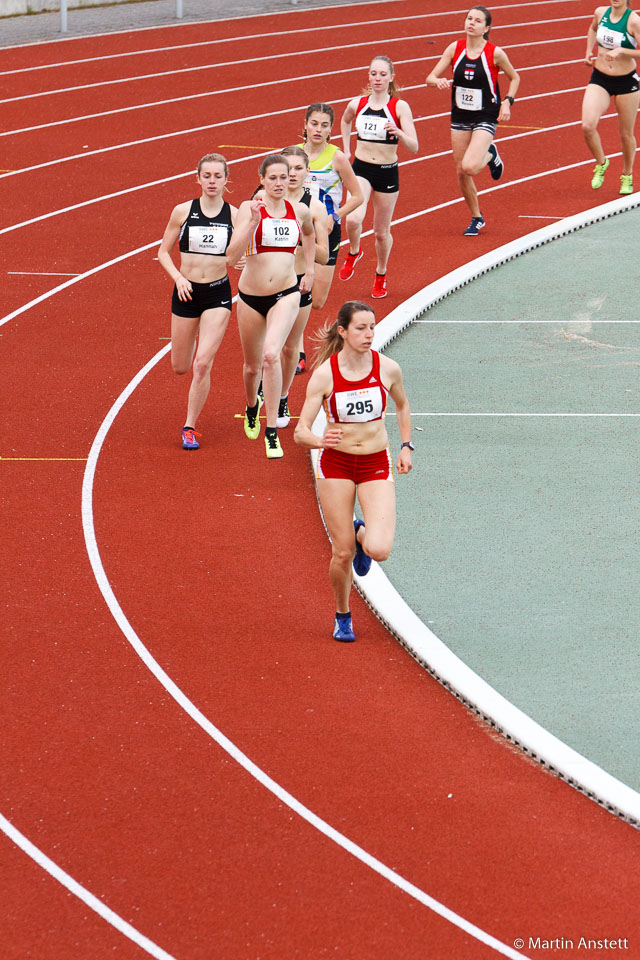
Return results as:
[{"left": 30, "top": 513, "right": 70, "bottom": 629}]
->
[{"left": 261, "top": 217, "right": 298, "bottom": 247}]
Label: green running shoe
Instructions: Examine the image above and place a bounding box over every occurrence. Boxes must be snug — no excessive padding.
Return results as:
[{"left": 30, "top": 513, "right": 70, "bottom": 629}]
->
[
  {"left": 265, "top": 431, "right": 283, "bottom": 459},
  {"left": 620, "top": 174, "right": 634, "bottom": 195},
  {"left": 591, "top": 157, "right": 609, "bottom": 189},
  {"left": 244, "top": 403, "right": 261, "bottom": 440}
]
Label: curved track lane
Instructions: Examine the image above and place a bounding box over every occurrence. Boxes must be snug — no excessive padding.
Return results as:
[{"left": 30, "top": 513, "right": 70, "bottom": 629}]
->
[{"left": 2, "top": 2, "right": 639, "bottom": 957}]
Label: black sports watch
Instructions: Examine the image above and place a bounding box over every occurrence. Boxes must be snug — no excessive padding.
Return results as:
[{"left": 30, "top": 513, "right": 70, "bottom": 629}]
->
[
  {"left": 504, "top": 95, "right": 515, "bottom": 105},
  {"left": 401, "top": 441, "right": 415, "bottom": 451}
]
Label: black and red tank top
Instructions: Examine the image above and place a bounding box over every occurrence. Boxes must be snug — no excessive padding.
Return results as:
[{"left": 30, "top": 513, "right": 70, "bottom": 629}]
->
[
  {"left": 246, "top": 199, "right": 301, "bottom": 255},
  {"left": 324, "top": 350, "right": 389, "bottom": 424},
  {"left": 355, "top": 95, "right": 400, "bottom": 144},
  {"left": 451, "top": 39, "right": 500, "bottom": 124}
]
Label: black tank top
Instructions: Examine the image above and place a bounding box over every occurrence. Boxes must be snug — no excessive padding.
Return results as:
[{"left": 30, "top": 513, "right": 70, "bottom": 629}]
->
[
  {"left": 297, "top": 188, "right": 311, "bottom": 247},
  {"left": 178, "top": 198, "right": 233, "bottom": 256}
]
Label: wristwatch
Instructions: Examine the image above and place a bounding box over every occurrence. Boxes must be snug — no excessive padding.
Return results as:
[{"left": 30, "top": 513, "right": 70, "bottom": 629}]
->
[
  {"left": 401, "top": 441, "right": 415, "bottom": 451},
  {"left": 504, "top": 95, "right": 515, "bottom": 105}
]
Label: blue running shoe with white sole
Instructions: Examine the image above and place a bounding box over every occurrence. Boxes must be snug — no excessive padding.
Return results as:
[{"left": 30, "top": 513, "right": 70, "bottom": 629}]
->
[
  {"left": 333, "top": 614, "right": 356, "bottom": 642},
  {"left": 487, "top": 143, "right": 504, "bottom": 180},
  {"left": 353, "top": 519, "right": 372, "bottom": 576},
  {"left": 464, "top": 216, "right": 485, "bottom": 237}
]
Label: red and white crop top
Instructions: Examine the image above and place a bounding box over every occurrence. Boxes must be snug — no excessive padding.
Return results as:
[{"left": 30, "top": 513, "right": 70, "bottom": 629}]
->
[
  {"left": 246, "top": 199, "right": 301, "bottom": 255},
  {"left": 324, "top": 350, "right": 389, "bottom": 423},
  {"left": 355, "top": 95, "right": 400, "bottom": 144}
]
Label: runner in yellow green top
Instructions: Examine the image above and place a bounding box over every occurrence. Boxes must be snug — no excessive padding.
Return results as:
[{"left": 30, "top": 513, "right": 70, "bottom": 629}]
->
[
  {"left": 582, "top": 0, "right": 640, "bottom": 194},
  {"left": 296, "top": 105, "right": 364, "bottom": 378}
]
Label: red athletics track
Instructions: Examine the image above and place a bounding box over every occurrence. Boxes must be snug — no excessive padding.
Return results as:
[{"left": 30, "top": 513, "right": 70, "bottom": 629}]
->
[{"left": 2, "top": 2, "right": 639, "bottom": 957}]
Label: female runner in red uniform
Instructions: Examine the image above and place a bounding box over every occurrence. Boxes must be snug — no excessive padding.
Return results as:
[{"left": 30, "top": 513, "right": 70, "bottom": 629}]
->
[
  {"left": 426, "top": 6, "right": 519, "bottom": 235},
  {"left": 294, "top": 301, "right": 413, "bottom": 642},
  {"left": 226, "top": 154, "right": 315, "bottom": 459},
  {"left": 158, "top": 153, "right": 237, "bottom": 449},
  {"left": 339, "top": 57, "right": 418, "bottom": 299}
]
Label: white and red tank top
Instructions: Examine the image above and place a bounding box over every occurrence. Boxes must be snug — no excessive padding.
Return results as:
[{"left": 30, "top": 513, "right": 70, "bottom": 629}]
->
[
  {"left": 324, "top": 350, "right": 389, "bottom": 424},
  {"left": 246, "top": 199, "right": 301, "bottom": 255},
  {"left": 355, "top": 95, "right": 400, "bottom": 144}
]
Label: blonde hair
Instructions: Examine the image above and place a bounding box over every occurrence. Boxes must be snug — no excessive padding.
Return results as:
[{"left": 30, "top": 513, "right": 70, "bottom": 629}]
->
[
  {"left": 197, "top": 152, "right": 229, "bottom": 177},
  {"left": 369, "top": 55, "right": 401, "bottom": 97},
  {"left": 313, "top": 301, "right": 375, "bottom": 367}
]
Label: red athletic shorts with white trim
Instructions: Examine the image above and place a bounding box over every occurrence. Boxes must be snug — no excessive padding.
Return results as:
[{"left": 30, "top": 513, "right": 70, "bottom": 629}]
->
[{"left": 316, "top": 446, "right": 394, "bottom": 483}]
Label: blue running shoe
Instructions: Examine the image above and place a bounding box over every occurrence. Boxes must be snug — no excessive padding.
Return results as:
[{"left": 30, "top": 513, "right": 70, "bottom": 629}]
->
[
  {"left": 333, "top": 614, "right": 356, "bottom": 642},
  {"left": 353, "top": 519, "right": 372, "bottom": 576},
  {"left": 463, "top": 216, "right": 485, "bottom": 237},
  {"left": 182, "top": 427, "right": 201, "bottom": 450},
  {"left": 487, "top": 143, "right": 504, "bottom": 181}
]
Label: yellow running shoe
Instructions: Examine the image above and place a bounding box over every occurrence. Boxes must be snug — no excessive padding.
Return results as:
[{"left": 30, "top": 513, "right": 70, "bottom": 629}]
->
[
  {"left": 620, "top": 174, "right": 634, "bottom": 195},
  {"left": 244, "top": 403, "right": 261, "bottom": 440},
  {"left": 265, "top": 431, "right": 283, "bottom": 459},
  {"left": 591, "top": 157, "right": 609, "bottom": 189}
]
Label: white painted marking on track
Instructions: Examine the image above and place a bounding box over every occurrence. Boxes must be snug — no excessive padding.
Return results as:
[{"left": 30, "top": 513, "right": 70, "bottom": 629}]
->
[
  {"left": 78, "top": 337, "right": 530, "bottom": 960},
  {"left": 0, "top": 60, "right": 582, "bottom": 142},
  {"left": 362, "top": 196, "right": 640, "bottom": 826},
  {"left": 0, "top": 813, "right": 176, "bottom": 960},
  {"left": 7, "top": 270, "right": 81, "bottom": 276},
  {"left": 0, "top": 240, "right": 160, "bottom": 328},
  {"left": 0, "top": 129, "right": 622, "bottom": 240},
  {"left": 0, "top": 11, "right": 587, "bottom": 77},
  {"left": 0, "top": 22, "right": 585, "bottom": 104},
  {"left": 0, "top": 0, "right": 584, "bottom": 55}
]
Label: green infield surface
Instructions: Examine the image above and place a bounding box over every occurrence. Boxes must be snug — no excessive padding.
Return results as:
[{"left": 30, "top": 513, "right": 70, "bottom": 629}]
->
[{"left": 381, "top": 205, "right": 640, "bottom": 798}]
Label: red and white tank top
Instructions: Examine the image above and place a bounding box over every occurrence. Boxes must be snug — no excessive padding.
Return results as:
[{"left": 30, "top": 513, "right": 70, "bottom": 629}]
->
[
  {"left": 324, "top": 350, "right": 389, "bottom": 424},
  {"left": 246, "top": 199, "right": 301, "bottom": 255},
  {"left": 355, "top": 95, "right": 400, "bottom": 144}
]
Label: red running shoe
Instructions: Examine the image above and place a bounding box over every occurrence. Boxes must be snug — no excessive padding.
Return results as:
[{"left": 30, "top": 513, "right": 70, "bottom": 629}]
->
[
  {"left": 339, "top": 249, "right": 363, "bottom": 280},
  {"left": 295, "top": 353, "right": 306, "bottom": 375},
  {"left": 371, "top": 273, "right": 387, "bottom": 298}
]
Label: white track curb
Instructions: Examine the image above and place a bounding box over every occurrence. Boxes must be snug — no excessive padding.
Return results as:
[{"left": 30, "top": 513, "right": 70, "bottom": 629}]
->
[{"left": 312, "top": 192, "right": 640, "bottom": 827}]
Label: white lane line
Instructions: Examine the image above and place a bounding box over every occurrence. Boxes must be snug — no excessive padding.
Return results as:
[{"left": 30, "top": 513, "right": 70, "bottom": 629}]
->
[
  {"left": 0, "top": 30, "right": 584, "bottom": 104},
  {"left": 1, "top": 0, "right": 582, "bottom": 54},
  {"left": 363, "top": 195, "right": 640, "bottom": 826},
  {"left": 0, "top": 5, "right": 587, "bottom": 76},
  {"left": 0, "top": 240, "right": 160, "bottom": 329},
  {"left": 0, "top": 78, "right": 578, "bottom": 177},
  {"left": 7, "top": 270, "right": 81, "bottom": 276},
  {"left": 0, "top": 813, "right": 176, "bottom": 960},
  {"left": 0, "top": 117, "right": 616, "bottom": 239},
  {"left": 0, "top": 50, "right": 582, "bottom": 140},
  {"left": 78, "top": 347, "right": 529, "bottom": 960},
  {"left": 0, "top": 20, "right": 584, "bottom": 102}
]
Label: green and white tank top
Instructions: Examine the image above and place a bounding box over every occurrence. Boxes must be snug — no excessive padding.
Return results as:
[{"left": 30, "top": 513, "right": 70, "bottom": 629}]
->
[
  {"left": 597, "top": 6, "right": 638, "bottom": 50},
  {"left": 299, "top": 142, "right": 343, "bottom": 219}
]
